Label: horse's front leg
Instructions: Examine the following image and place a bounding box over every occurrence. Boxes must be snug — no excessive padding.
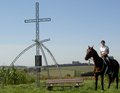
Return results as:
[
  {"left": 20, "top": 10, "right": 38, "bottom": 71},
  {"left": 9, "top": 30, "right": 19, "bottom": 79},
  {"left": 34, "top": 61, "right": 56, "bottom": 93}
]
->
[
  {"left": 101, "top": 75, "right": 104, "bottom": 90},
  {"left": 95, "top": 74, "right": 98, "bottom": 90}
]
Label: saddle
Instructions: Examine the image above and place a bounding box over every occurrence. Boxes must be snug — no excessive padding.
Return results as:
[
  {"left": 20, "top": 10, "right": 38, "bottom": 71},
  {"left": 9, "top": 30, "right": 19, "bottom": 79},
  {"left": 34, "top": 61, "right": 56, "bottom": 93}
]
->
[
  {"left": 104, "top": 56, "right": 114, "bottom": 65},
  {"left": 109, "top": 56, "right": 114, "bottom": 60}
]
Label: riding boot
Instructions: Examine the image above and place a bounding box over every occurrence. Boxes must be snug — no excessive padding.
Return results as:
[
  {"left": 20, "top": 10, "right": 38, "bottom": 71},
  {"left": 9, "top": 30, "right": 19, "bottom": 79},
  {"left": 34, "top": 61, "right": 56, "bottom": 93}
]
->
[
  {"left": 106, "top": 58, "right": 112, "bottom": 75},
  {"left": 104, "top": 58, "right": 112, "bottom": 74}
]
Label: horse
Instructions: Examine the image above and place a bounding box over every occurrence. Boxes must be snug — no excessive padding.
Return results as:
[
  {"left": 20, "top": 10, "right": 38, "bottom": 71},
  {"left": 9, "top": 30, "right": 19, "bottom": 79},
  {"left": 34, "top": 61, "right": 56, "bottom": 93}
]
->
[{"left": 85, "top": 46, "right": 119, "bottom": 90}]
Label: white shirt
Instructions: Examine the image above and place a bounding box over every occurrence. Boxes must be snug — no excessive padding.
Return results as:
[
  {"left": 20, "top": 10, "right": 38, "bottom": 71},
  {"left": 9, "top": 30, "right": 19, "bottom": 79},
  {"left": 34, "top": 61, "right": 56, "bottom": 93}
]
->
[{"left": 100, "top": 45, "right": 109, "bottom": 55}]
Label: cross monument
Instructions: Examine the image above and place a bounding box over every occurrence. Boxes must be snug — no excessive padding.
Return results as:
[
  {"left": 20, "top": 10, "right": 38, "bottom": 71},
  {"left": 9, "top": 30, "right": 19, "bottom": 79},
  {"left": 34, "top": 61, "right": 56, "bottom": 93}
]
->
[{"left": 24, "top": 2, "right": 51, "bottom": 87}]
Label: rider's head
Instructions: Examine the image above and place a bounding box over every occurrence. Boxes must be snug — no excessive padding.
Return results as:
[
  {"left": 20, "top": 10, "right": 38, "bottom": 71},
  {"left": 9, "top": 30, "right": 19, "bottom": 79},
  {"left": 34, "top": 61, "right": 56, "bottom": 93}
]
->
[{"left": 101, "top": 40, "right": 105, "bottom": 46}]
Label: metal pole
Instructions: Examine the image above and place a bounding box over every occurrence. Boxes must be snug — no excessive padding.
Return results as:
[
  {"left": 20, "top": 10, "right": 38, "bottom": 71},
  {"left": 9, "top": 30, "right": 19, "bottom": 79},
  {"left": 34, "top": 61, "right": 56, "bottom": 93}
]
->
[{"left": 35, "top": 2, "right": 40, "bottom": 87}]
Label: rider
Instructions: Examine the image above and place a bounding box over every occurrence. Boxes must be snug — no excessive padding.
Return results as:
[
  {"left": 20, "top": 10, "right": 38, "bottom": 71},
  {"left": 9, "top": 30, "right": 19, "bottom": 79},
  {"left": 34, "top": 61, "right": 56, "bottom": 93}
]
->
[
  {"left": 100, "top": 40, "right": 109, "bottom": 60},
  {"left": 100, "top": 40, "right": 111, "bottom": 73}
]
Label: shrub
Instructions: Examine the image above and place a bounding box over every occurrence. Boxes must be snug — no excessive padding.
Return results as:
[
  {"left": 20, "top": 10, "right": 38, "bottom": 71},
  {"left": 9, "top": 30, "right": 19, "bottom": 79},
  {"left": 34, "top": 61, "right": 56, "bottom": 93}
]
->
[{"left": 0, "top": 67, "right": 35, "bottom": 85}]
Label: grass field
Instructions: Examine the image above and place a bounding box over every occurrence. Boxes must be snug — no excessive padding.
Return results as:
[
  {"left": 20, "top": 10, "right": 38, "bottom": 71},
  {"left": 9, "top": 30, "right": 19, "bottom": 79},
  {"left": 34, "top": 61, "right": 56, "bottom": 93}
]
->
[
  {"left": 41, "top": 66, "right": 94, "bottom": 78},
  {"left": 0, "top": 78, "right": 120, "bottom": 93},
  {"left": 0, "top": 66, "right": 120, "bottom": 93}
]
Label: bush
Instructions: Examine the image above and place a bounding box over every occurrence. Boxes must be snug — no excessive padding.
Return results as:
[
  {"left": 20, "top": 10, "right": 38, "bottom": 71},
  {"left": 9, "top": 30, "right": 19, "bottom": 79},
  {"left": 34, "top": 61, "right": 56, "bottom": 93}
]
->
[{"left": 0, "top": 67, "right": 35, "bottom": 85}]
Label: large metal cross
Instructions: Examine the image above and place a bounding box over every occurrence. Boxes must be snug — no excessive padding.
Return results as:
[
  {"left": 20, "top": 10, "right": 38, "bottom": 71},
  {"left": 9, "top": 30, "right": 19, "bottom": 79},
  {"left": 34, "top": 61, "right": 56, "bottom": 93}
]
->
[
  {"left": 24, "top": 2, "right": 51, "bottom": 87},
  {"left": 24, "top": 2, "right": 51, "bottom": 56}
]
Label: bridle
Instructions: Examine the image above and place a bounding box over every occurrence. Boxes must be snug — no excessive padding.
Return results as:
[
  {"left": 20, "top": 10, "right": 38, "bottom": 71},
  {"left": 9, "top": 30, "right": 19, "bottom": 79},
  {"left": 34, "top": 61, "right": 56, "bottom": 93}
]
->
[{"left": 87, "top": 54, "right": 108, "bottom": 74}]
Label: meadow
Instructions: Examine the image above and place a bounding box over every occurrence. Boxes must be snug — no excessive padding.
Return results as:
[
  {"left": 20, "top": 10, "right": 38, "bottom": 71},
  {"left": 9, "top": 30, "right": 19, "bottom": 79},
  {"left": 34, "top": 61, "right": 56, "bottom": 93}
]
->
[
  {"left": 0, "top": 66, "right": 120, "bottom": 93},
  {"left": 0, "top": 79, "right": 120, "bottom": 93},
  {"left": 40, "top": 65, "right": 94, "bottom": 78}
]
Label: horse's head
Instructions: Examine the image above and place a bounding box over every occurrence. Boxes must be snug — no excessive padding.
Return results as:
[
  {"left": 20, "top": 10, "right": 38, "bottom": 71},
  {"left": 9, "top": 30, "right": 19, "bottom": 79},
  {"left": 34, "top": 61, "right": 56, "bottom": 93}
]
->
[{"left": 85, "top": 46, "right": 95, "bottom": 60}]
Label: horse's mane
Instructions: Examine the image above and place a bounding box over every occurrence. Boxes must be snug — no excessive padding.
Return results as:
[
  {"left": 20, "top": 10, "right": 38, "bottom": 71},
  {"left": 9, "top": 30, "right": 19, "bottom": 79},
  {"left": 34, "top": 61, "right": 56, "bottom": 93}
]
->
[
  {"left": 91, "top": 48, "right": 100, "bottom": 58},
  {"left": 91, "top": 48, "right": 103, "bottom": 67}
]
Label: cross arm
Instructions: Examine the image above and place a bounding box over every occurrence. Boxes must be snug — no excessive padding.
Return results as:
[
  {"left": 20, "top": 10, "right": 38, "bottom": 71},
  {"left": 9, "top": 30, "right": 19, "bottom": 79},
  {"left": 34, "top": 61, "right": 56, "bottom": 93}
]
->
[{"left": 24, "top": 18, "right": 51, "bottom": 23}]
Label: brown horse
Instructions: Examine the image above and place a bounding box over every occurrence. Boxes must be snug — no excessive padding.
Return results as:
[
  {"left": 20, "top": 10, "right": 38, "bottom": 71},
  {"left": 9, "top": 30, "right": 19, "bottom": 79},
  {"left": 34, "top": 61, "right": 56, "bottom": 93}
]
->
[{"left": 85, "top": 46, "right": 119, "bottom": 90}]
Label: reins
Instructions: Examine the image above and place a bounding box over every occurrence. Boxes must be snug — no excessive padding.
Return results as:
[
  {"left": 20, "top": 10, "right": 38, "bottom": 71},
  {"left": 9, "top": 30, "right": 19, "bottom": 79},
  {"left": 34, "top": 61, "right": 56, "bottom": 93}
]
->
[
  {"left": 94, "top": 59, "right": 108, "bottom": 74},
  {"left": 88, "top": 58, "right": 105, "bottom": 73},
  {"left": 94, "top": 61, "right": 104, "bottom": 73},
  {"left": 86, "top": 47, "right": 108, "bottom": 74}
]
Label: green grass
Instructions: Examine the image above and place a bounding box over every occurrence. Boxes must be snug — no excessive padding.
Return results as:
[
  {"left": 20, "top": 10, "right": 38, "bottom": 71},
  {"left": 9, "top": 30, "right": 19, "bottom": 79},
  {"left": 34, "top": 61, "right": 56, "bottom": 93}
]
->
[
  {"left": 0, "top": 66, "right": 119, "bottom": 93},
  {"left": 0, "top": 78, "right": 120, "bottom": 93},
  {"left": 41, "top": 66, "right": 94, "bottom": 78}
]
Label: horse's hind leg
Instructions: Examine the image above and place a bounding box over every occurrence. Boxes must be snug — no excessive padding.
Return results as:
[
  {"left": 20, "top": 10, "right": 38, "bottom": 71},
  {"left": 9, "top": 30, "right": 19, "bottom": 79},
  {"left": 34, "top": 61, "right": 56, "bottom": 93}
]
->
[
  {"left": 116, "top": 74, "right": 119, "bottom": 89},
  {"left": 112, "top": 72, "right": 119, "bottom": 89},
  {"left": 108, "top": 74, "right": 112, "bottom": 89},
  {"left": 101, "top": 75, "right": 104, "bottom": 90}
]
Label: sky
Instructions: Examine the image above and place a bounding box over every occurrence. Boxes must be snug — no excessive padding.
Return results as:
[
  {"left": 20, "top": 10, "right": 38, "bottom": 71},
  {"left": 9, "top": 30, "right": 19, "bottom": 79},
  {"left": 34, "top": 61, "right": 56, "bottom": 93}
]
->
[{"left": 0, "top": 0, "right": 120, "bottom": 66}]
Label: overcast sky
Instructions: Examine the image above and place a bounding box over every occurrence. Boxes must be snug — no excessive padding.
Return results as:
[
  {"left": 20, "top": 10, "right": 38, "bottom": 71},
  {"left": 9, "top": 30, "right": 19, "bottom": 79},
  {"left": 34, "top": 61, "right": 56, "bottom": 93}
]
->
[{"left": 0, "top": 0, "right": 120, "bottom": 66}]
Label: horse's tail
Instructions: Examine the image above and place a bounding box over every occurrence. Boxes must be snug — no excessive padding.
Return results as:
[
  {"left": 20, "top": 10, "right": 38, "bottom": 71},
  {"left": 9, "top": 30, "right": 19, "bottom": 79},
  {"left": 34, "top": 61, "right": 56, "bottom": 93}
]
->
[
  {"left": 112, "top": 72, "right": 119, "bottom": 83},
  {"left": 111, "top": 59, "right": 119, "bottom": 82}
]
